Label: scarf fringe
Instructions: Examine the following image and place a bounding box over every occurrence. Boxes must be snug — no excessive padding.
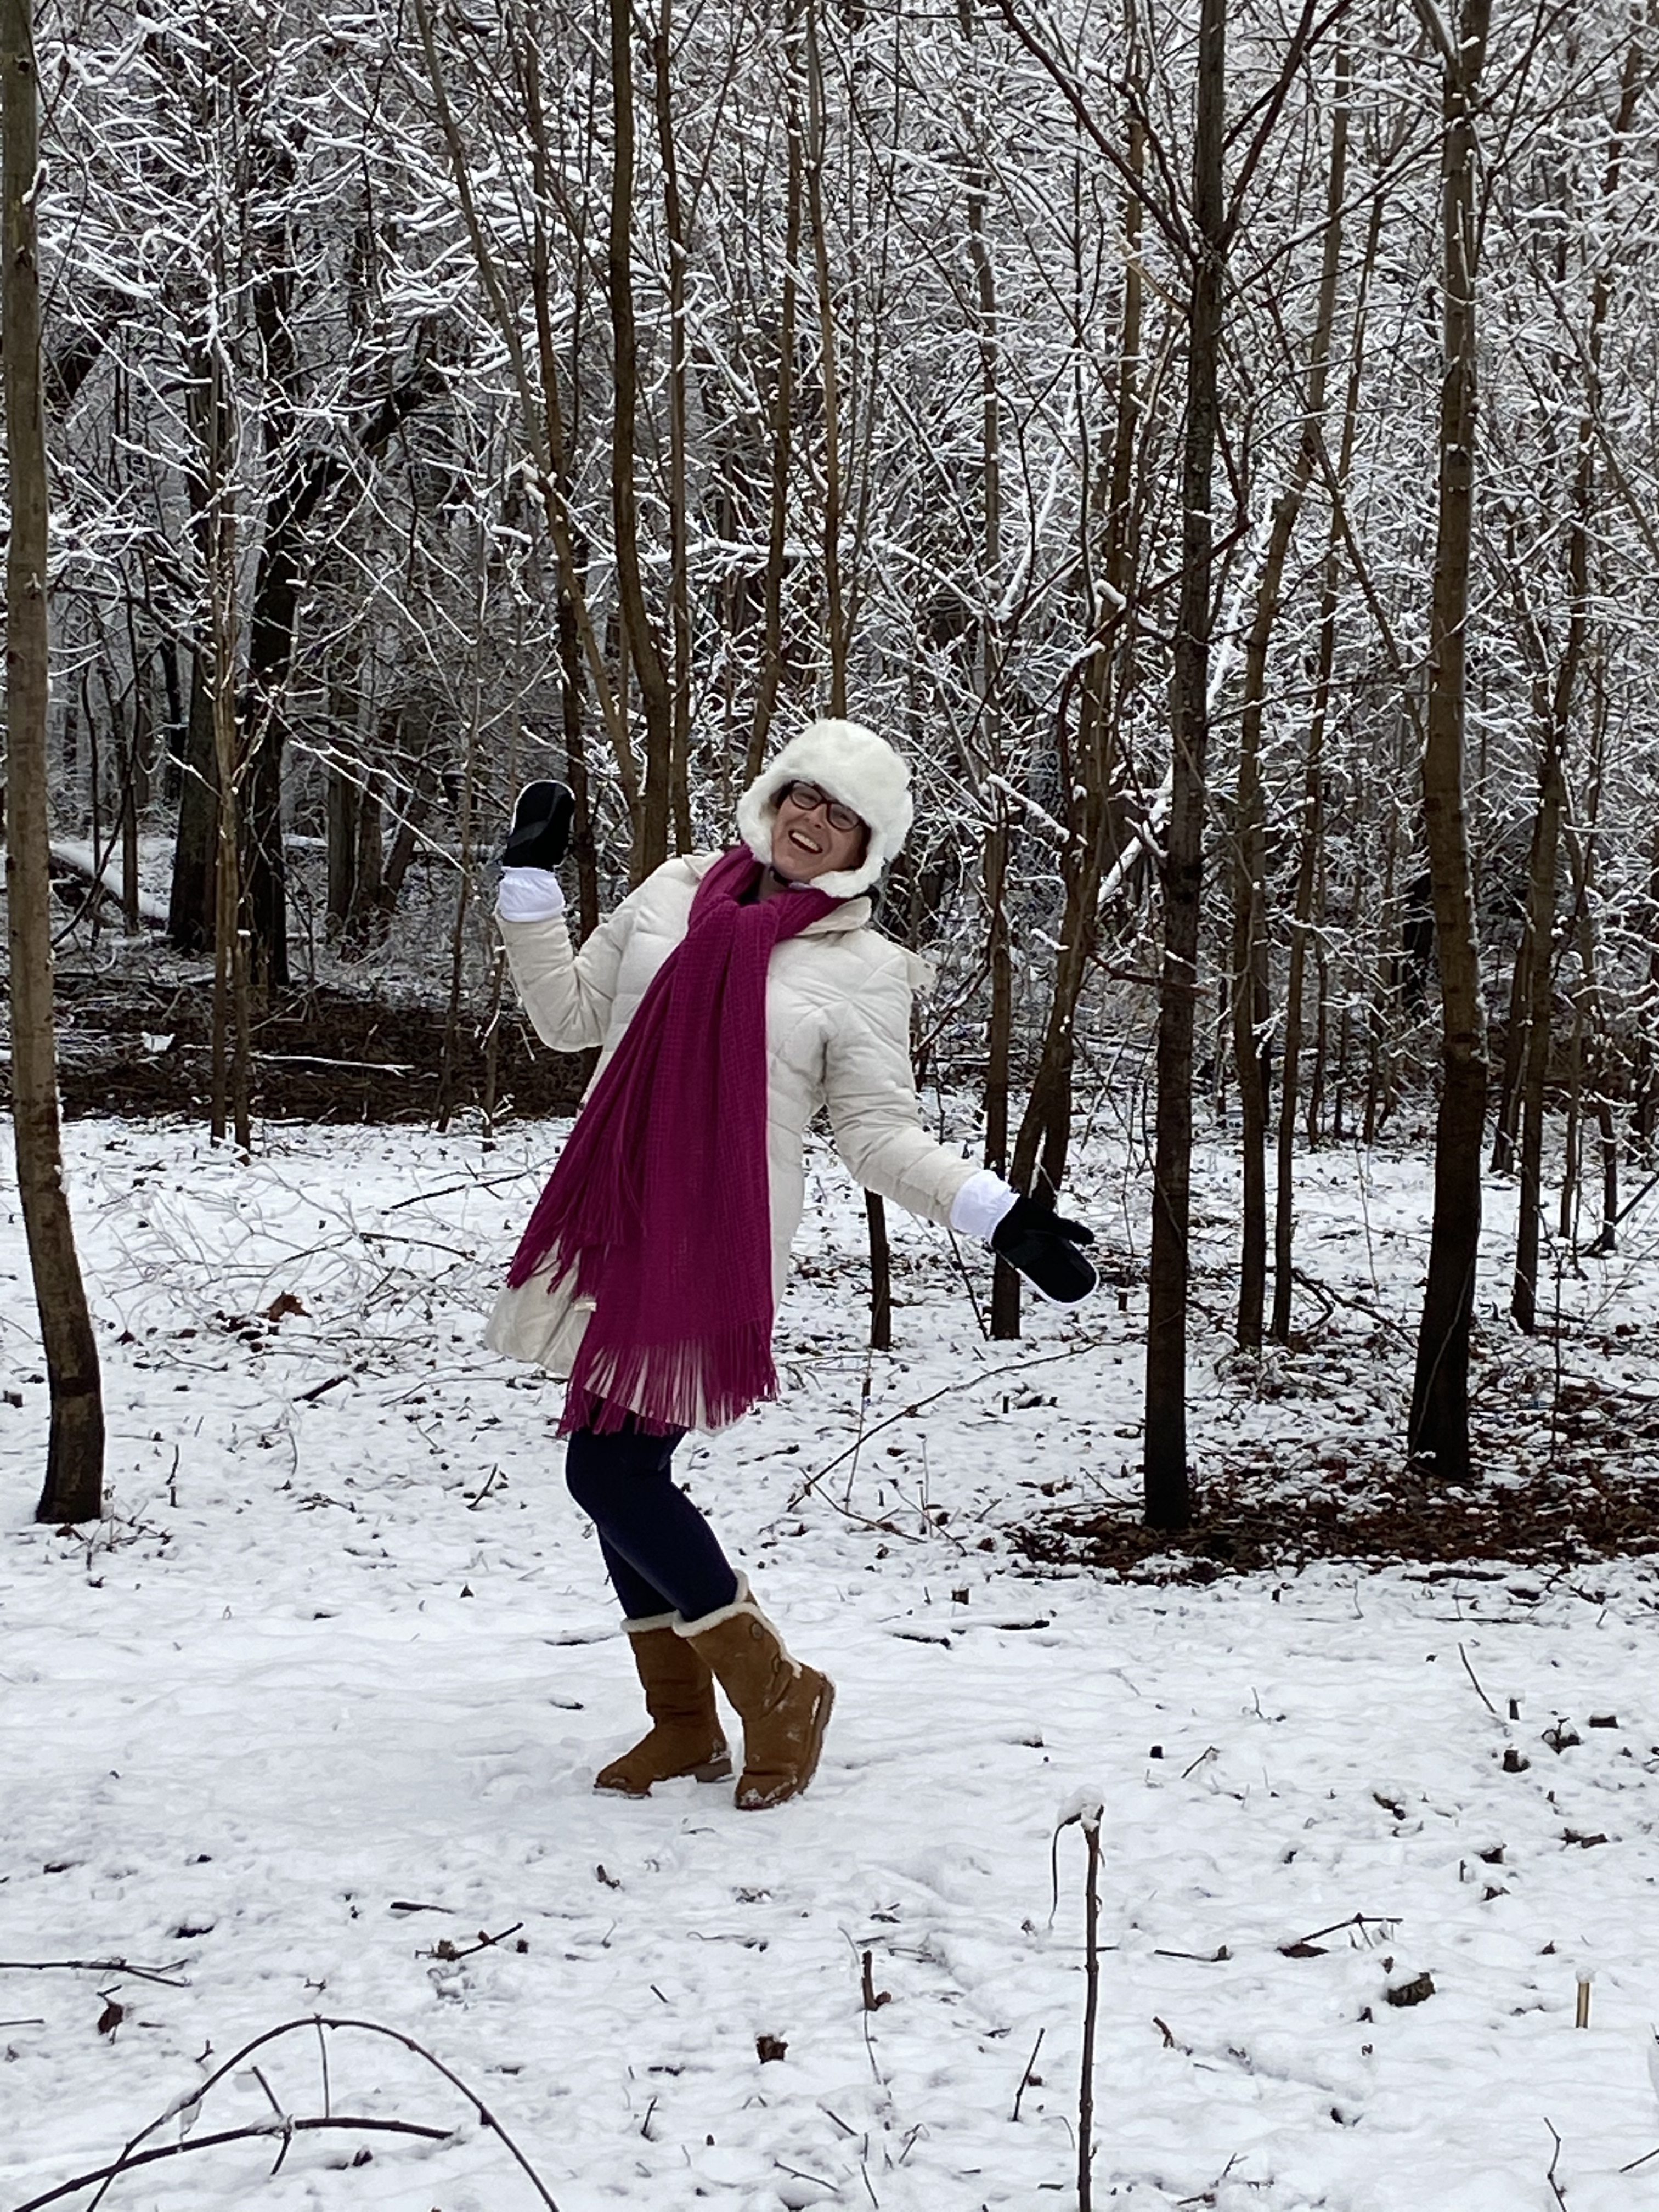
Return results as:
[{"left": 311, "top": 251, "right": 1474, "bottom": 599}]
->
[{"left": 558, "top": 1323, "right": 780, "bottom": 1438}]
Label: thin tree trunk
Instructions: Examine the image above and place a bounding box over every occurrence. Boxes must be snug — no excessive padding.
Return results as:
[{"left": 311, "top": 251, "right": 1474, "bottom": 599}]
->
[
  {"left": 804, "top": 0, "right": 848, "bottom": 708},
  {"left": 325, "top": 661, "right": 362, "bottom": 938},
  {"left": 865, "top": 1190, "right": 892, "bottom": 1352},
  {"left": 349, "top": 771, "right": 385, "bottom": 947},
  {"left": 1272, "top": 635, "right": 1329, "bottom": 1341},
  {"left": 1008, "top": 125, "right": 1146, "bottom": 1245},
  {"left": 747, "top": 24, "right": 804, "bottom": 781},
  {"left": 607, "top": 0, "right": 675, "bottom": 877},
  {"left": 1634, "top": 826, "right": 1659, "bottom": 1159},
  {"left": 437, "top": 672, "right": 483, "bottom": 1132},
  {"left": 1144, "top": 0, "right": 1226, "bottom": 1532},
  {"left": 952, "top": 4, "right": 1019, "bottom": 1341},
  {"left": 239, "top": 133, "right": 309, "bottom": 998},
  {"left": 1272, "top": 153, "right": 1378, "bottom": 1342},
  {"left": 1364, "top": 795, "right": 1399, "bottom": 1144},
  {"left": 207, "top": 431, "right": 250, "bottom": 1156},
  {"left": 651, "top": 7, "right": 693, "bottom": 853},
  {"left": 1565, "top": 806, "right": 1618, "bottom": 1251},
  {"left": 166, "top": 291, "right": 229, "bottom": 963},
  {"left": 1408, "top": 0, "right": 1492, "bottom": 1482},
  {"left": 1232, "top": 50, "right": 1350, "bottom": 1352},
  {"left": 3, "top": 0, "right": 106, "bottom": 1523},
  {"left": 558, "top": 569, "right": 601, "bottom": 941},
  {"left": 1558, "top": 992, "right": 1583, "bottom": 1254},
  {"left": 479, "top": 945, "right": 508, "bottom": 1144},
  {"left": 157, "top": 635, "right": 184, "bottom": 805},
  {"left": 326, "top": 761, "right": 359, "bottom": 938},
  {"left": 797, "top": 2, "right": 887, "bottom": 1330},
  {"left": 1511, "top": 28, "right": 1644, "bottom": 1305},
  {"left": 1491, "top": 927, "right": 1530, "bottom": 1175},
  {"left": 1310, "top": 849, "right": 1331, "bottom": 1141},
  {"left": 119, "top": 687, "right": 143, "bottom": 933},
  {"left": 1510, "top": 742, "right": 1562, "bottom": 1332},
  {"left": 167, "top": 652, "right": 219, "bottom": 953}
]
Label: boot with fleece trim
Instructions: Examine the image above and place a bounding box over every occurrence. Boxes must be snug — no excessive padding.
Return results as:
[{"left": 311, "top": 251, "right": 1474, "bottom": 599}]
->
[
  {"left": 679, "top": 1579, "right": 834, "bottom": 1811},
  {"left": 594, "top": 1616, "right": 732, "bottom": 1797}
]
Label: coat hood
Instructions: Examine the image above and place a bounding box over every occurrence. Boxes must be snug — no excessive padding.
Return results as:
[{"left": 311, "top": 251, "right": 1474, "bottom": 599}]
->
[{"left": 736, "top": 719, "right": 913, "bottom": 900}]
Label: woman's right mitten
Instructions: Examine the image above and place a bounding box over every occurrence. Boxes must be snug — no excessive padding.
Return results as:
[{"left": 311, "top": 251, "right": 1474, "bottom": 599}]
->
[{"left": 503, "top": 780, "right": 575, "bottom": 870}]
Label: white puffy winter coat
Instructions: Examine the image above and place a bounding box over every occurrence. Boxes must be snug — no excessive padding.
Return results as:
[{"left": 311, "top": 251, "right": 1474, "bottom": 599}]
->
[{"left": 485, "top": 854, "right": 978, "bottom": 1396}]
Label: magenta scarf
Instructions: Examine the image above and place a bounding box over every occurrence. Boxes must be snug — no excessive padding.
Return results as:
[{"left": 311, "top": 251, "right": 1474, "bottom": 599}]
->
[{"left": 506, "top": 845, "right": 838, "bottom": 1435}]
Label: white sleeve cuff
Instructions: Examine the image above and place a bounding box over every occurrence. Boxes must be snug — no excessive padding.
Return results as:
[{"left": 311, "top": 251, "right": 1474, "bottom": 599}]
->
[
  {"left": 496, "top": 868, "right": 566, "bottom": 923},
  {"left": 950, "top": 1169, "right": 1019, "bottom": 1242}
]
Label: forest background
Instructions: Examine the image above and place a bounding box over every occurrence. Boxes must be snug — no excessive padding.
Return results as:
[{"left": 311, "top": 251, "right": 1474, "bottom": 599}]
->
[{"left": 5, "top": 0, "right": 1659, "bottom": 1543}]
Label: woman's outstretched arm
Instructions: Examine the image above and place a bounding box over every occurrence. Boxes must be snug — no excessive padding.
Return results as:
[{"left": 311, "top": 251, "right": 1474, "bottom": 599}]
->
[{"left": 821, "top": 944, "right": 979, "bottom": 1225}]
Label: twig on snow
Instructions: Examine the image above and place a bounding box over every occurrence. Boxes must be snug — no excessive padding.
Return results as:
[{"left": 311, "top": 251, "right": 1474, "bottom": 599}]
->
[
  {"left": 1290, "top": 1267, "right": 1412, "bottom": 1339},
  {"left": 59, "top": 2013, "right": 563, "bottom": 2212},
  {"left": 1458, "top": 1641, "right": 1499, "bottom": 1718},
  {"left": 295, "top": 1373, "right": 352, "bottom": 1404},
  {"left": 945, "top": 1226, "right": 990, "bottom": 1341},
  {"left": 780, "top": 1336, "right": 1109, "bottom": 1521},
  {"left": 249, "top": 2066, "right": 284, "bottom": 2118},
  {"left": 776, "top": 2159, "right": 839, "bottom": 2191},
  {"left": 1544, "top": 2118, "right": 1568, "bottom": 2208},
  {"left": 6, "top": 2119, "right": 454, "bottom": 2212},
  {"left": 424, "top": 1921, "right": 525, "bottom": 1963},
  {"left": 0, "top": 1958, "right": 190, "bottom": 1989},
  {"left": 840, "top": 1932, "right": 885, "bottom": 2084},
  {"left": 383, "top": 1168, "right": 533, "bottom": 1212},
  {"left": 1079, "top": 1809, "right": 1104, "bottom": 2212},
  {"left": 1289, "top": 1913, "right": 1398, "bottom": 1950},
  {"left": 842, "top": 1339, "right": 878, "bottom": 1509},
  {"left": 1010, "top": 2026, "right": 1046, "bottom": 2121},
  {"left": 860, "top": 1951, "right": 891, "bottom": 2012},
  {"left": 1052, "top": 1797, "right": 1105, "bottom": 2212}
]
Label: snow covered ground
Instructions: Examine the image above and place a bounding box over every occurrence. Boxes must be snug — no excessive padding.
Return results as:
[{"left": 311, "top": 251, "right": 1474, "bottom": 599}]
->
[{"left": 3, "top": 1115, "right": 1659, "bottom": 2211}]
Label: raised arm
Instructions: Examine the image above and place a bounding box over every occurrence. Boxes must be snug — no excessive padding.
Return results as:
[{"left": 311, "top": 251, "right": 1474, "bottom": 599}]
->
[
  {"left": 495, "top": 780, "right": 627, "bottom": 1052},
  {"left": 498, "top": 882, "right": 633, "bottom": 1053}
]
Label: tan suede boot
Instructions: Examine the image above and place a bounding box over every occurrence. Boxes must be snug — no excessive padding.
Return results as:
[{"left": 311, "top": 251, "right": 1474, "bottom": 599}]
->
[
  {"left": 680, "top": 1581, "right": 834, "bottom": 1812},
  {"left": 594, "top": 1616, "right": 732, "bottom": 1797}
]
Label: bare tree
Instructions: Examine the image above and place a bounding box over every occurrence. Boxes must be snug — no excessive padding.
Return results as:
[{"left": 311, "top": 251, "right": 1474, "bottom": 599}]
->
[
  {"left": 1229, "top": 44, "right": 1352, "bottom": 1352},
  {"left": 1407, "top": 0, "right": 1492, "bottom": 1481},
  {"left": 1144, "top": 0, "right": 1228, "bottom": 1533},
  {"left": 3, "top": 0, "right": 105, "bottom": 1522}
]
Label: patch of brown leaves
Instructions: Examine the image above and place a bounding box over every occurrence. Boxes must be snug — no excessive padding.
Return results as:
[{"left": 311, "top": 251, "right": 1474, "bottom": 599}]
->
[{"left": 1013, "top": 1442, "right": 1659, "bottom": 1583}]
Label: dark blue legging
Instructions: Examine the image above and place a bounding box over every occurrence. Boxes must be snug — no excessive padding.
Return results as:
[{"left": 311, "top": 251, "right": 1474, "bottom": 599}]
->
[{"left": 565, "top": 1418, "right": 741, "bottom": 1624}]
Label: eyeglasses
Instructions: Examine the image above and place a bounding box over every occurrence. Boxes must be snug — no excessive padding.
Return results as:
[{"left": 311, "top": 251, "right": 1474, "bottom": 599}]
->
[{"left": 780, "top": 780, "right": 864, "bottom": 834}]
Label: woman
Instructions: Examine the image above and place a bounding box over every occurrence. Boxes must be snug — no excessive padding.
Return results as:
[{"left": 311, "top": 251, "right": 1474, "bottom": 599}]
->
[{"left": 489, "top": 719, "right": 1094, "bottom": 1811}]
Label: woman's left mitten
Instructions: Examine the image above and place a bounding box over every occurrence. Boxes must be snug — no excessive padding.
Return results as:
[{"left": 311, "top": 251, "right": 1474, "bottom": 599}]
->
[{"left": 991, "top": 1195, "right": 1098, "bottom": 1305}]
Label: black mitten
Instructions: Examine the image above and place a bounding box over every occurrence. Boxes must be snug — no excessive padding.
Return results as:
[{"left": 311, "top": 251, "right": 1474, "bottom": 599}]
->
[
  {"left": 991, "top": 1195, "right": 1097, "bottom": 1305},
  {"left": 502, "top": 780, "right": 575, "bottom": 870}
]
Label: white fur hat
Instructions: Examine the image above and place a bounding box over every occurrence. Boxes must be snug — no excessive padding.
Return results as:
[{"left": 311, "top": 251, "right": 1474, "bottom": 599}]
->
[{"left": 735, "top": 718, "right": 913, "bottom": 900}]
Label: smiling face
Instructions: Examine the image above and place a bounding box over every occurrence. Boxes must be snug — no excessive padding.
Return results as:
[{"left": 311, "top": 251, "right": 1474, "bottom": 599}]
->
[{"left": 769, "top": 780, "right": 869, "bottom": 884}]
